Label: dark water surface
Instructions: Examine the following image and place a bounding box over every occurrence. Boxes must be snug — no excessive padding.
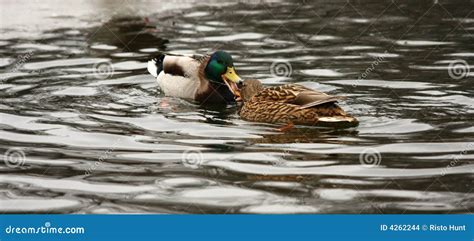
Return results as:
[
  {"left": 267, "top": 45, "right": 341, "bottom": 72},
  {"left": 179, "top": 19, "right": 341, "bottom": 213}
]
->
[{"left": 0, "top": 0, "right": 473, "bottom": 213}]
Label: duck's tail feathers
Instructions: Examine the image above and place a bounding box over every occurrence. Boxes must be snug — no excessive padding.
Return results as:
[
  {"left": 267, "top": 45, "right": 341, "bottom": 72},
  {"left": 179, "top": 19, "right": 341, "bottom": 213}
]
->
[
  {"left": 317, "top": 116, "right": 359, "bottom": 128},
  {"left": 147, "top": 55, "right": 165, "bottom": 77}
]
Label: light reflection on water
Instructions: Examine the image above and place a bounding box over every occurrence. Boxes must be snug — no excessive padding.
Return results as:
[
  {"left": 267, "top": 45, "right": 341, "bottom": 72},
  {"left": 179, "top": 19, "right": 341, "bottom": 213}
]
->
[{"left": 0, "top": 0, "right": 473, "bottom": 214}]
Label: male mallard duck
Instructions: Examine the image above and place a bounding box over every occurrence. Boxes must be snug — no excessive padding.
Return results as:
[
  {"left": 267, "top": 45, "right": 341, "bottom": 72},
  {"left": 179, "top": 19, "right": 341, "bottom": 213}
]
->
[
  {"left": 147, "top": 51, "right": 242, "bottom": 104},
  {"left": 238, "top": 79, "right": 358, "bottom": 129}
]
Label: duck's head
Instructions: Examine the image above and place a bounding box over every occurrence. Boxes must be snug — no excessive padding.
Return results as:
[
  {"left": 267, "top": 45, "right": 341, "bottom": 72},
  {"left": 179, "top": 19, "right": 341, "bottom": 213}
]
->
[
  {"left": 240, "top": 79, "right": 263, "bottom": 102},
  {"left": 205, "top": 51, "right": 242, "bottom": 99}
]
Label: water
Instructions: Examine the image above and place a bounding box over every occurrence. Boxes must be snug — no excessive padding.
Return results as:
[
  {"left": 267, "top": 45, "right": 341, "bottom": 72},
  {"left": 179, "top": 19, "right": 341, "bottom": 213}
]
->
[{"left": 0, "top": 0, "right": 473, "bottom": 214}]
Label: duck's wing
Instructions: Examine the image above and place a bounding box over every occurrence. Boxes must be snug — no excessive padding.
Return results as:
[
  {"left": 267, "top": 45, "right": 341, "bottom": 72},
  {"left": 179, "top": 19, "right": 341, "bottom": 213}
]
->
[
  {"left": 147, "top": 53, "right": 207, "bottom": 78},
  {"left": 147, "top": 53, "right": 211, "bottom": 100},
  {"left": 251, "top": 84, "right": 309, "bottom": 102},
  {"left": 293, "top": 90, "right": 347, "bottom": 109},
  {"left": 252, "top": 84, "right": 345, "bottom": 109}
]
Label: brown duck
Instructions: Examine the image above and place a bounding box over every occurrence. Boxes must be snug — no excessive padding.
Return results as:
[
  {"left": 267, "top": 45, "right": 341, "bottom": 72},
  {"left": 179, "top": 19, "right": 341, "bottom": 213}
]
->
[{"left": 238, "top": 79, "right": 358, "bottom": 130}]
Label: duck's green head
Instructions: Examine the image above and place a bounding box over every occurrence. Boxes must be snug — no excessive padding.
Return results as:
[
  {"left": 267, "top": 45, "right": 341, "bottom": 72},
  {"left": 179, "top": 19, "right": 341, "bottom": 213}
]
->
[{"left": 205, "top": 51, "right": 242, "bottom": 98}]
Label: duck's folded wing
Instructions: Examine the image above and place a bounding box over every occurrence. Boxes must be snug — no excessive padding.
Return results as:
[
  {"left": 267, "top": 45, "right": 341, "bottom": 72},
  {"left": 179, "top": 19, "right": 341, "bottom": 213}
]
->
[
  {"left": 163, "top": 55, "right": 202, "bottom": 78},
  {"left": 253, "top": 84, "right": 345, "bottom": 108},
  {"left": 253, "top": 84, "right": 311, "bottom": 102},
  {"left": 293, "top": 90, "right": 347, "bottom": 109},
  {"left": 148, "top": 53, "right": 204, "bottom": 78}
]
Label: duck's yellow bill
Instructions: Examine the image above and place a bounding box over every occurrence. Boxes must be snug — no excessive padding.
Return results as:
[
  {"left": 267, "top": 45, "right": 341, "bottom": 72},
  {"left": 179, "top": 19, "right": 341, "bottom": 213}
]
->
[
  {"left": 222, "top": 67, "right": 242, "bottom": 100},
  {"left": 223, "top": 67, "right": 242, "bottom": 83}
]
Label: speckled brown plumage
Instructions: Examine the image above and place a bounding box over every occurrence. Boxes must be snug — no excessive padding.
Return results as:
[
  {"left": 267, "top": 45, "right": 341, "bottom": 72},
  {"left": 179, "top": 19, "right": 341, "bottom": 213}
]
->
[{"left": 239, "top": 79, "right": 358, "bottom": 127}]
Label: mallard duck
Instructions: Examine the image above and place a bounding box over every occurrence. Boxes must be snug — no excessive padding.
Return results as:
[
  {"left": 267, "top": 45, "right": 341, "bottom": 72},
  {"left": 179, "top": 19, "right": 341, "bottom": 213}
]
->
[
  {"left": 147, "top": 51, "right": 242, "bottom": 104},
  {"left": 238, "top": 79, "right": 358, "bottom": 129}
]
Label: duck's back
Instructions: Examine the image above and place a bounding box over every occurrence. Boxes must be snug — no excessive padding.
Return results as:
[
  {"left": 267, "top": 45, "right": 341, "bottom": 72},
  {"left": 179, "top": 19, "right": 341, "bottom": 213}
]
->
[
  {"left": 240, "top": 84, "right": 358, "bottom": 127},
  {"left": 241, "top": 100, "right": 355, "bottom": 124},
  {"left": 147, "top": 54, "right": 203, "bottom": 100},
  {"left": 240, "top": 100, "right": 320, "bottom": 125}
]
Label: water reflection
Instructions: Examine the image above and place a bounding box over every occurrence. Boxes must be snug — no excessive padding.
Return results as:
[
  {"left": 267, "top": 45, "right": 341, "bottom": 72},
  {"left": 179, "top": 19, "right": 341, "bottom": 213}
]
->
[{"left": 0, "top": 0, "right": 473, "bottom": 213}]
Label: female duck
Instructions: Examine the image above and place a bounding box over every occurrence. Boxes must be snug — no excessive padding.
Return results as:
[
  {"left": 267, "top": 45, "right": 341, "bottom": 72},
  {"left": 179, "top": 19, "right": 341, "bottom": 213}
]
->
[
  {"left": 238, "top": 79, "right": 358, "bottom": 129},
  {"left": 147, "top": 51, "right": 242, "bottom": 104}
]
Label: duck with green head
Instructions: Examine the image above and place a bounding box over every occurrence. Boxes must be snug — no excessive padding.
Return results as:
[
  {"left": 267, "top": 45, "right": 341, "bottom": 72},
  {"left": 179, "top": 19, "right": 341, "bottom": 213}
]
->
[{"left": 147, "top": 51, "right": 242, "bottom": 104}]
